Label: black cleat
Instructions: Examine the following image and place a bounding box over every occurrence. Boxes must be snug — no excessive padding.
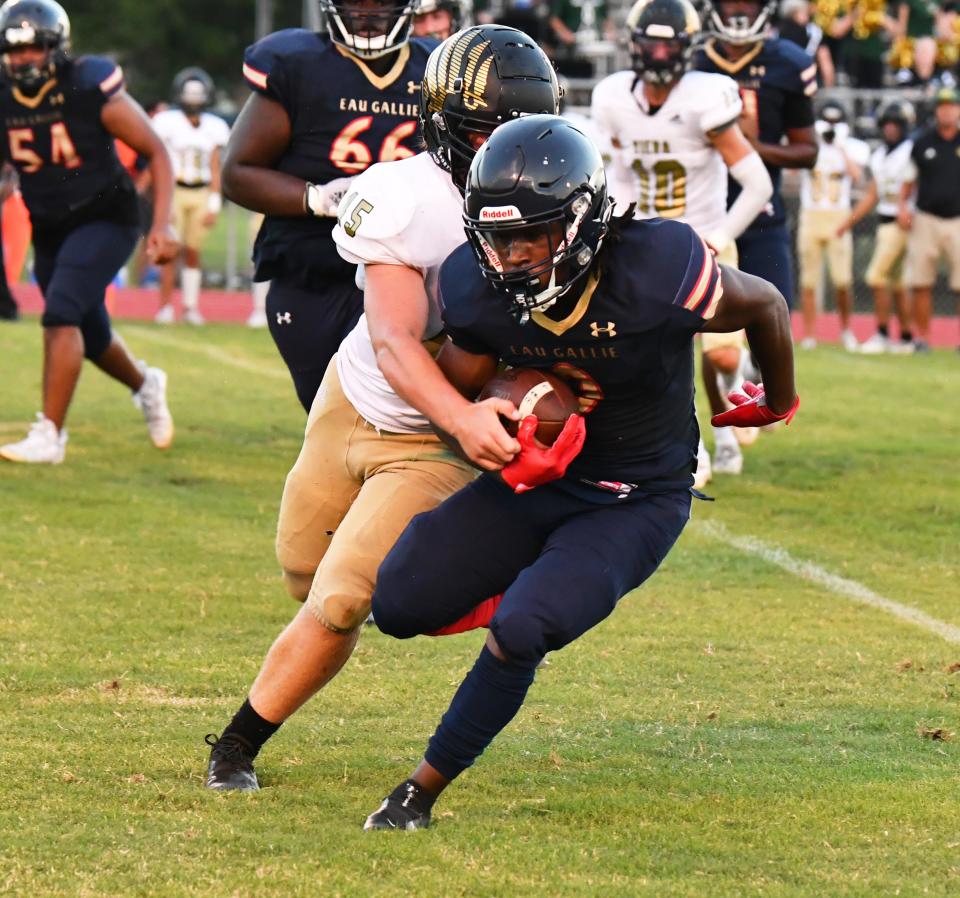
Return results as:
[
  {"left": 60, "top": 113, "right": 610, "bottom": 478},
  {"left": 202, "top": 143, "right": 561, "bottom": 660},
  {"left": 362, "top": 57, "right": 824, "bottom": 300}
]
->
[
  {"left": 0, "top": 297, "right": 19, "bottom": 321},
  {"left": 364, "top": 780, "right": 433, "bottom": 831},
  {"left": 205, "top": 733, "right": 259, "bottom": 791}
]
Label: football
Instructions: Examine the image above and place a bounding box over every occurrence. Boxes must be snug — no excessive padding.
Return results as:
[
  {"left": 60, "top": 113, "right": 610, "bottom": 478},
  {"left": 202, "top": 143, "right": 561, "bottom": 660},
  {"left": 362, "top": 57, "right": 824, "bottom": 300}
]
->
[{"left": 477, "top": 368, "right": 581, "bottom": 446}]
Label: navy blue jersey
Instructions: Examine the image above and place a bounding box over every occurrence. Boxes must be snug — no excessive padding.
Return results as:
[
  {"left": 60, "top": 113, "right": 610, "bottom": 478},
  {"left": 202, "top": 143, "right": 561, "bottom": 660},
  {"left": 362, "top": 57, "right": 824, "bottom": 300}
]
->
[
  {"left": 0, "top": 56, "right": 136, "bottom": 230},
  {"left": 440, "top": 219, "right": 722, "bottom": 491},
  {"left": 695, "top": 38, "right": 816, "bottom": 230},
  {"left": 243, "top": 30, "right": 436, "bottom": 285}
]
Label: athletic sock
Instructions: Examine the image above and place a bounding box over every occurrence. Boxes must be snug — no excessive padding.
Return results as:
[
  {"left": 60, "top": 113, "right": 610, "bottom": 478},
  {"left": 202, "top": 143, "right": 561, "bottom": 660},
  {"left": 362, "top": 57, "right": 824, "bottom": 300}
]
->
[
  {"left": 877, "top": 323, "right": 889, "bottom": 337},
  {"left": 712, "top": 424, "right": 738, "bottom": 448},
  {"left": 424, "top": 645, "right": 538, "bottom": 781},
  {"left": 181, "top": 267, "right": 202, "bottom": 312},
  {"left": 222, "top": 698, "right": 281, "bottom": 758},
  {"left": 901, "top": 330, "right": 913, "bottom": 343}
]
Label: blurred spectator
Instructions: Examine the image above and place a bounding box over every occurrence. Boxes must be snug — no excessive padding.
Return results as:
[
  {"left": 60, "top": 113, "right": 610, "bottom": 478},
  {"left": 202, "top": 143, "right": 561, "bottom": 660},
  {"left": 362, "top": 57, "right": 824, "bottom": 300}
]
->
[
  {"left": 475, "top": 0, "right": 553, "bottom": 47},
  {"left": 412, "top": 0, "right": 462, "bottom": 39},
  {"left": 899, "top": 85, "right": 960, "bottom": 350},
  {"left": 892, "top": 0, "right": 939, "bottom": 83},
  {"left": 812, "top": 0, "right": 849, "bottom": 80},
  {"left": 549, "top": 0, "right": 615, "bottom": 75},
  {"left": 779, "top": 0, "right": 836, "bottom": 85},
  {"left": 830, "top": 0, "right": 895, "bottom": 88},
  {"left": 798, "top": 101, "right": 870, "bottom": 349},
  {"left": 837, "top": 100, "right": 917, "bottom": 353}
]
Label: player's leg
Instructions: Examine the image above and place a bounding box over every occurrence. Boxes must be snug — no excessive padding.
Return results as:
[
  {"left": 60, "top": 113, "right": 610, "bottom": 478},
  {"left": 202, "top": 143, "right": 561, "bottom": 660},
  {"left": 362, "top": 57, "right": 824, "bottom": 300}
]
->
[
  {"left": 156, "top": 187, "right": 187, "bottom": 323},
  {"left": 371, "top": 475, "right": 550, "bottom": 641},
  {"left": 904, "top": 212, "right": 939, "bottom": 350},
  {"left": 829, "top": 223, "right": 856, "bottom": 350},
  {"left": 181, "top": 190, "right": 209, "bottom": 325},
  {"left": 0, "top": 215, "right": 19, "bottom": 321},
  {"left": 365, "top": 487, "right": 692, "bottom": 829},
  {"left": 944, "top": 214, "right": 960, "bottom": 349},
  {"left": 266, "top": 277, "right": 363, "bottom": 412}
]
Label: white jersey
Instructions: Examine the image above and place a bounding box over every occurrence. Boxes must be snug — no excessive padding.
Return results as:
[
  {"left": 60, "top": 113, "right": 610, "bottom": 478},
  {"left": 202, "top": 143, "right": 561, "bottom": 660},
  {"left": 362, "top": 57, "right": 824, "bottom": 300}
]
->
[
  {"left": 333, "top": 152, "right": 464, "bottom": 434},
  {"left": 563, "top": 108, "right": 634, "bottom": 217},
  {"left": 152, "top": 109, "right": 230, "bottom": 186},
  {"left": 591, "top": 69, "right": 742, "bottom": 236},
  {"left": 800, "top": 125, "right": 869, "bottom": 213},
  {"left": 870, "top": 139, "right": 914, "bottom": 217}
]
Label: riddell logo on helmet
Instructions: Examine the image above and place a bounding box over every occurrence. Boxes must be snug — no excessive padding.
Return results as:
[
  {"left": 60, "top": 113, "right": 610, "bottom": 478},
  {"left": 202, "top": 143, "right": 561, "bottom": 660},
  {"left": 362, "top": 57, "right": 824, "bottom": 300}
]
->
[{"left": 479, "top": 206, "right": 522, "bottom": 221}]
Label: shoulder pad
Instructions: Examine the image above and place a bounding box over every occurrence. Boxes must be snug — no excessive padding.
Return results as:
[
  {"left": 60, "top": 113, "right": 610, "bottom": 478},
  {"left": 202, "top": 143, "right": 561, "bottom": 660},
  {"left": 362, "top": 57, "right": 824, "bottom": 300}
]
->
[
  {"left": 72, "top": 56, "right": 125, "bottom": 97},
  {"left": 338, "top": 161, "right": 417, "bottom": 241},
  {"left": 591, "top": 70, "right": 633, "bottom": 106},
  {"left": 243, "top": 29, "right": 324, "bottom": 93},
  {"left": 684, "top": 71, "right": 742, "bottom": 132},
  {"left": 439, "top": 244, "right": 489, "bottom": 326},
  {"left": 202, "top": 112, "right": 231, "bottom": 143},
  {"left": 766, "top": 39, "right": 817, "bottom": 95}
]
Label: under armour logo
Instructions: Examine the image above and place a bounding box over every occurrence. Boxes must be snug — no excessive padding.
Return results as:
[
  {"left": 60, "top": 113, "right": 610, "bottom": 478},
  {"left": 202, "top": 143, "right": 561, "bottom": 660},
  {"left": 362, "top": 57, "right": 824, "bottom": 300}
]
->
[
  {"left": 407, "top": 80, "right": 420, "bottom": 95},
  {"left": 590, "top": 321, "right": 617, "bottom": 338},
  {"left": 276, "top": 312, "right": 292, "bottom": 325}
]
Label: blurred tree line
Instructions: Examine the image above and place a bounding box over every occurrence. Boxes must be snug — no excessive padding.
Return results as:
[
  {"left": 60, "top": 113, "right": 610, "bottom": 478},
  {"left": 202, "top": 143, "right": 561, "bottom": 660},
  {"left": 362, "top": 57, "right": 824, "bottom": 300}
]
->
[{"left": 68, "top": 0, "right": 309, "bottom": 106}]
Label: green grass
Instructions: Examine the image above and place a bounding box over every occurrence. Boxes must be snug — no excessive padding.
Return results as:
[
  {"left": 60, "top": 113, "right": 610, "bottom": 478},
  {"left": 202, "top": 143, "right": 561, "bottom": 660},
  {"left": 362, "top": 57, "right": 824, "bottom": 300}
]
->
[{"left": 1, "top": 319, "right": 959, "bottom": 897}]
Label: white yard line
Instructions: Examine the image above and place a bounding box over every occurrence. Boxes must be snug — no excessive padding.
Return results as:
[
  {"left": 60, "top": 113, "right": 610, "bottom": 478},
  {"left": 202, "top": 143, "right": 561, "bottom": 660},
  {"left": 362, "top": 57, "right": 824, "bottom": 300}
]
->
[
  {"left": 699, "top": 519, "right": 960, "bottom": 645},
  {"left": 123, "top": 325, "right": 287, "bottom": 381}
]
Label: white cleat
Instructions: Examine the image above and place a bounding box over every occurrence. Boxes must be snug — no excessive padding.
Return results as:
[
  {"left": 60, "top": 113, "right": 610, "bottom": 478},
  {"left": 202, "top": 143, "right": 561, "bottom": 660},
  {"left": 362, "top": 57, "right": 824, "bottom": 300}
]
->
[
  {"left": 183, "top": 308, "right": 205, "bottom": 326},
  {"left": 713, "top": 441, "right": 743, "bottom": 476},
  {"left": 0, "top": 413, "right": 67, "bottom": 464},
  {"left": 858, "top": 332, "right": 889, "bottom": 354},
  {"left": 246, "top": 309, "right": 268, "bottom": 329},
  {"left": 733, "top": 425, "right": 760, "bottom": 447},
  {"left": 888, "top": 338, "right": 915, "bottom": 355},
  {"left": 841, "top": 329, "right": 859, "bottom": 352},
  {"left": 693, "top": 437, "right": 712, "bottom": 489},
  {"left": 799, "top": 337, "right": 817, "bottom": 350},
  {"left": 154, "top": 304, "right": 175, "bottom": 325},
  {"left": 133, "top": 365, "right": 174, "bottom": 449}
]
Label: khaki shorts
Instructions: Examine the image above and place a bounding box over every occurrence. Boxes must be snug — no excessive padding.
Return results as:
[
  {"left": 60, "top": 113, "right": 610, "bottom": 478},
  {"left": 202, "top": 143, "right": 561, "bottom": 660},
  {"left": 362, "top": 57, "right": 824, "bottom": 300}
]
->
[
  {"left": 864, "top": 221, "right": 907, "bottom": 289},
  {"left": 798, "top": 208, "right": 853, "bottom": 290},
  {"left": 172, "top": 185, "right": 213, "bottom": 252},
  {"left": 702, "top": 241, "right": 744, "bottom": 354},
  {"left": 904, "top": 210, "right": 960, "bottom": 290},
  {"left": 276, "top": 357, "right": 475, "bottom": 632}
]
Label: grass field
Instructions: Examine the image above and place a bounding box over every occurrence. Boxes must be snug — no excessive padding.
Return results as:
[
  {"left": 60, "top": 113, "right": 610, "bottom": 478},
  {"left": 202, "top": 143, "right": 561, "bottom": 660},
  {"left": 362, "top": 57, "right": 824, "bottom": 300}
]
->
[{"left": 1, "top": 319, "right": 959, "bottom": 898}]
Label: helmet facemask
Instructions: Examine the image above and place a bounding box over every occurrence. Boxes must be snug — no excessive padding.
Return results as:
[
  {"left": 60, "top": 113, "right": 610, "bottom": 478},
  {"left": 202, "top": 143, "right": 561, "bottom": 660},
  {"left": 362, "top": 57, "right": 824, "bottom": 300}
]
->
[
  {"left": 465, "top": 190, "right": 611, "bottom": 324},
  {"left": 706, "top": 0, "right": 776, "bottom": 45},
  {"left": 631, "top": 32, "right": 693, "bottom": 85},
  {"left": 321, "top": 0, "right": 417, "bottom": 59}
]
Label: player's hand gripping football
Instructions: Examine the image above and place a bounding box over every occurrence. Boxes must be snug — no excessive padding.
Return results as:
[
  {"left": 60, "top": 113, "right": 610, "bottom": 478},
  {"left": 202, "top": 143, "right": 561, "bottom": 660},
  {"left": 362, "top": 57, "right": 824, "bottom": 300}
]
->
[
  {"left": 450, "top": 397, "right": 522, "bottom": 471},
  {"left": 711, "top": 381, "right": 800, "bottom": 429},
  {"left": 501, "top": 414, "right": 586, "bottom": 494}
]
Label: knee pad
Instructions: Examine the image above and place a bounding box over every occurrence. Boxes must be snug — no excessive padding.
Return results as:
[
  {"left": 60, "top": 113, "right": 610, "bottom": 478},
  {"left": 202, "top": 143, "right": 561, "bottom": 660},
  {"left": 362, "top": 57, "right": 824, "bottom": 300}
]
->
[
  {"left": 306, "top": 586, "right": 371, "bottom": 633},
  {"left": 489, "top": 610, "right": 548, "bottom": 666},
  {"left": 281, "top": 569, "right": 313, "bottom": 602}
]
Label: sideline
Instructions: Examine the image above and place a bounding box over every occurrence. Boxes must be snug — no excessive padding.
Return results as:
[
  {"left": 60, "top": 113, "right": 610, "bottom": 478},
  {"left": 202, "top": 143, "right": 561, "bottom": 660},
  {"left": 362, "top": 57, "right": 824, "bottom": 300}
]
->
[{"left": 699, "top": 519, "right": 960, "bottom": 645}]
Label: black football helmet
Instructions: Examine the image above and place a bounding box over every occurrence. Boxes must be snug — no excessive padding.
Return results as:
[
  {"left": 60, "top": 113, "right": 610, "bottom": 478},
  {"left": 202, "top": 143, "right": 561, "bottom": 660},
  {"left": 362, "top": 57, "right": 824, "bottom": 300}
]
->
[
  {"left": 0, "top": 0, "right": 70, "bottom": 93},
  {"left": 818, "top": 99, "right": 846, "bottom": 125},
  {"left": 463, "top": 114, "right": 612, "bottom": 323},
  {"left": 703, "top": 0, "right": 776, "bottom": 45},
  {"left": 627, "top": 0, "right": 701, "bottom": 85},
  {"left": 413, "top": 0, "right": 462, "bottom": 39},
  {"left": 173, "top": 67, "right": 214, "bottom": 115},
  {"left": 319, "top": 0, "right": 417, "bottom": 59},
  {"left": 877, "top": 99, "right": 915, "bottom": 132},
  {"left": 421, "top": 25, "right": 560, "bottom": 191}
]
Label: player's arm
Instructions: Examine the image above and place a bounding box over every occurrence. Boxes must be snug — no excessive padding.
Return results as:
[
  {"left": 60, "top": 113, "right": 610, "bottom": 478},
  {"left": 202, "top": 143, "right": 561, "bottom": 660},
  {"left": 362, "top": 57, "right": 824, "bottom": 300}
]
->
[
  {"left": 364, "top": 264, "right": 520, "bottom": 470},
  {"left": 204, "top": 146, "right": 223, "bottom": 226},
  {"left": 837, "top": 177, "right": 877, "bottom": 235},
  {"left": 707, "top": 123, "right": 773, "bottom": 252},
  {"left": 750, "top": 122, "right": 818, "bottom": 169},
  {"left": 701, "top": 265, "right": 796, "bottom": 417},
  {"left": 100, "top": 93, "right": 177, "bottom": 264}
]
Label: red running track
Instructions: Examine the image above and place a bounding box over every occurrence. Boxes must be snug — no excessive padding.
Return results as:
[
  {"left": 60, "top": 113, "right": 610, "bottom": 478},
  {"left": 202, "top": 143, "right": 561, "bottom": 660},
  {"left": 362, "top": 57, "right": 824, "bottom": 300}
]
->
[{"left": 10, "top": 284, "right": 959, "bottom": 347}]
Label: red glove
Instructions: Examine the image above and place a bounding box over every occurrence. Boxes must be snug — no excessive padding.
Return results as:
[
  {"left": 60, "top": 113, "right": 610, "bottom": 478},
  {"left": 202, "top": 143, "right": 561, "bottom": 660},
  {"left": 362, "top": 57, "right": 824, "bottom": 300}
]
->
[
  {"left": 501, "top": 414, "right": 586, "bottom": 494},
  {"left": 711, "top": 381, "right": 800, "bottom": 428}
]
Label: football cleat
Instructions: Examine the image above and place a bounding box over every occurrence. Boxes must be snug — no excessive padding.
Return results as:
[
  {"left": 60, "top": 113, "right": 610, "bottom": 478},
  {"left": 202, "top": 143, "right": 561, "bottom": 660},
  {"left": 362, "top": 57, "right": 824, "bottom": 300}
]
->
[
  {"left": 888, "top": 338, "right": 915, "bottom": 355},
  {"left": 154, "top": 304, "right": 175, "bottom": 325},
  {"left": 858, "top": 332, "right": 889, "bottom": 354},
  {"left": 205, "top": 733, "right": 260, "bottom": 792},
  {"left": 0, "top": 413, "right": 67, "bottom": 464},
  {"left": 841, "top": 329, "right": 859, "bottom": 353},
  {"left": 364, "top": 780, "right": 433, "bottom": 831},
  {"left": 713, "top": 441, "right": 743, "bottom": 475},
  {"left": 183, "top": 308, "right": 205, "bottom": 326},
  {"left": 133, "top": 364, "right": 174, "bottom": 449},
  {"left": 799, "top": 337, "right": 817, "bottom": 350}
]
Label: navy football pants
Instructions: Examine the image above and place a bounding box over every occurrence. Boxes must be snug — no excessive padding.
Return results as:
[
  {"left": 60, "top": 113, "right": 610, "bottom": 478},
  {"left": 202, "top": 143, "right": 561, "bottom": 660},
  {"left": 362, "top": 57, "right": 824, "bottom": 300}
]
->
[
  {"left": 34, "top": 220, "right": 138, "bottom": 360},
  {"left": 266, "top": 277, "right": 363, "bottom": 412},
  {"left": 372, "top": 474, "right": 692, "bottom": 666},
  {"left": 736, "top": 224, "right": 795, "bottom": 308}
]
